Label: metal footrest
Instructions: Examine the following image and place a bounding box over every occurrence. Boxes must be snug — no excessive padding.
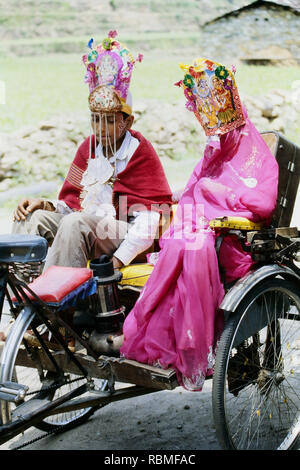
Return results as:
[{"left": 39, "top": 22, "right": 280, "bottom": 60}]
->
[{"left": 0, "top": 381, "right": 28, "bottom": 403}]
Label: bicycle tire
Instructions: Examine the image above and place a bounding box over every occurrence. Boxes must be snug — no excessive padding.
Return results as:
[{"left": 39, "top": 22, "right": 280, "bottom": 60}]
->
[
  {"left": 212, "top": 277, "right": 300, "bottom": 450},
  {"left": 0, "top": 305, "right": 102, "bottom": 433}
]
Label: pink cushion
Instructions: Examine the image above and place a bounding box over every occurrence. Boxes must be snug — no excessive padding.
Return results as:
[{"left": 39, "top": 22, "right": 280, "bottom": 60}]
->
[{"left": 15, "top": 266, "right": 93, "bottom": 303}]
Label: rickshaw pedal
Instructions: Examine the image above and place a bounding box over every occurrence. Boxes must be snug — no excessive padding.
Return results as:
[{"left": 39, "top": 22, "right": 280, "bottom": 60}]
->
[{"left": 0, "top": 381, "right": 28, "bottom": 403}]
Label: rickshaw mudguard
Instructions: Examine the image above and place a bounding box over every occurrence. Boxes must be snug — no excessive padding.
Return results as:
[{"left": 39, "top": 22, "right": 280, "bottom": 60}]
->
[{"left": 220, "top": 263, "right": 300, "bottom": 314}]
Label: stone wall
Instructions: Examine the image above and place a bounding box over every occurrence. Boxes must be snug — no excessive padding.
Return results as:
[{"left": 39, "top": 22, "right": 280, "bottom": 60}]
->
[
  {"left": 202, "top": 5, "right": 300, "bottom": 64},
  {"left": 0, "top": 86, "right": 299, "bottom": 192}
]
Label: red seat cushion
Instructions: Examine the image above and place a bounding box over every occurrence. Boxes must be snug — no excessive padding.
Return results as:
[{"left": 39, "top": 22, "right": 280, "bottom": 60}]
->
[{"left": 15, "top": 266, "right": 93, "bottom": 303}]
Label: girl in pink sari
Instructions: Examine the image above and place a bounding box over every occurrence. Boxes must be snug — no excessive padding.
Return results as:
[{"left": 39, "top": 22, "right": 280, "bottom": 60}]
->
[{"left": 120, "top": 59, "right": 279, "bottom": 390}]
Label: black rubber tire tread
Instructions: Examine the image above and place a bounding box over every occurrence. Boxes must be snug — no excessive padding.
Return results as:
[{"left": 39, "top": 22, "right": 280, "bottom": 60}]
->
[
  {"left": 212, "top": 277, "right": 300, "bottom": 450},
  {"left": 35, "top": 403, "right": 100, "bottom": 433},
  {"left": 34, "top": 395, "right": 100, "bottom": 432}
]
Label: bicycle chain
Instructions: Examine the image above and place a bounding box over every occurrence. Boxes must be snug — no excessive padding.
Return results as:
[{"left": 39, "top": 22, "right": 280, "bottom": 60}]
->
[
  {"left": 12, "top": 419, "right": 81, "bottom": 450},
  {"left": 26, "top": 375, "right": 86, "bottom": 396},
  {"left": 10, "top": 376, "right": 89, "bottom": 450}
]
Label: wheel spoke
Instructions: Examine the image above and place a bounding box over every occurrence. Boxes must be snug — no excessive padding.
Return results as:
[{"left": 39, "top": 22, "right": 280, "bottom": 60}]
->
[
  {"left": 213, "top": 278, "right": 300, "bottom": 450},
  {"left": 0, "top": 312, "right": 101, "bottom": 433}
]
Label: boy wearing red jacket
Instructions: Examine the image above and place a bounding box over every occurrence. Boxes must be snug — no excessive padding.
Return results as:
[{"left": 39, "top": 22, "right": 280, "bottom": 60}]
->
[{"left": 13, "top": 32, "right": 172, "bottom": 270}]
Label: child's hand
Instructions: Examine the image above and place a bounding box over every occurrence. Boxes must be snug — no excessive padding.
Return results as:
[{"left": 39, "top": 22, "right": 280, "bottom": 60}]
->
[
  {"left": 13, "top": 198, "right": 53, "bottom": 221},
  {"left": 112, "top": 256, "right": 123, "bottom": 269}
]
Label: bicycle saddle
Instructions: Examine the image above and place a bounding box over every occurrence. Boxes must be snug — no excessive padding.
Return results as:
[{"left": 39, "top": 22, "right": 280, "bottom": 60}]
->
[{"left": 0, "top": 234, "right": 48, "bottom": 263}]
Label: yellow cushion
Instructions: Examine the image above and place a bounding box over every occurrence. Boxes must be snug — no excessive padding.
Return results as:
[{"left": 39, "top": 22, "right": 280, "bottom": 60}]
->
[
  {"left": 119, "top": 263, "right": 154, "bottom": 287},
  {"left": 209, "top": 216, "right": 264, "bottom": 231}
]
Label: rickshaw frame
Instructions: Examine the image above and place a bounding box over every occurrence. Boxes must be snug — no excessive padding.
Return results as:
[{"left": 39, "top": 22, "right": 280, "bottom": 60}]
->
[{"left": 0, "top": 131, "right": 299, "bottom": 450}]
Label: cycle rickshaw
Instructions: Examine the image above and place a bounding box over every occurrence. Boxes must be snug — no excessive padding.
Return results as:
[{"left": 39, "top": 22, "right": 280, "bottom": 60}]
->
[{"left": 0, "top": 131, "right": 299, "bottom": 450}]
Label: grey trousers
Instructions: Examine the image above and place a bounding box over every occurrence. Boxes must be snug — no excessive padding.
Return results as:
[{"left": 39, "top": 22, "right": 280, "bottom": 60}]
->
[{"left": 12, "top": 210, "right": 129, "bottom": 270}]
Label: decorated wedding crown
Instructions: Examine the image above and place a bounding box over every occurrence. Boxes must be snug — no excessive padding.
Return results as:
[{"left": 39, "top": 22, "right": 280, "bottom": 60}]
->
[
  {"left": 82, "top": 30, "right": 143, "bottom": 115},
  {"left": 176, "top": 58, "right": 245, "bottom": 136}
]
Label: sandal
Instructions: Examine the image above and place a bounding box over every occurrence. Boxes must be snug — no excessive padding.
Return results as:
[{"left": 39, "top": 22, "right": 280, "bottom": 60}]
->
[
  {"left": 23, "top": 325, "right": 75, "bottom": 352},
  {"left": 23, "top": 327, "right": 63, "bottom": 351},
  {"left": 0, "top": 318, "right": 15, "bottom": 342}
]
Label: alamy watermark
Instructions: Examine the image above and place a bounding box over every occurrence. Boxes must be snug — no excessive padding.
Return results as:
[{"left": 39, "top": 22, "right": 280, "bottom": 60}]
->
[{"left": 95, "top": 196, "right": 208, "bottom": 251}]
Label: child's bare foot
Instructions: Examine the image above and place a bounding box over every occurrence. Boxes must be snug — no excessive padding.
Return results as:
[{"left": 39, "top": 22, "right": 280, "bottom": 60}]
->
[{"left": 0, "top": 332, "right": 6, "bottom": 342}]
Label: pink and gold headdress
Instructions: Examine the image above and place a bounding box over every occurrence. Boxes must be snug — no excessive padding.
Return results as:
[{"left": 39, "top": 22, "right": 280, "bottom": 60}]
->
[
  {"left": 176, "top": 58, "right": 245, "bottom": 136},
  {"left": 82, "top": 30, "right": 143, "bottom": 115}
]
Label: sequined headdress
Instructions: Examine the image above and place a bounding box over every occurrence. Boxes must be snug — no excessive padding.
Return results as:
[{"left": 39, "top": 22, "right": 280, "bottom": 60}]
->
[
  {"left": 82, "top": 30, "right": 143, "bottom": 115},
  {"left": 176, "top": 58, "right": 245, "bottom": 136}
]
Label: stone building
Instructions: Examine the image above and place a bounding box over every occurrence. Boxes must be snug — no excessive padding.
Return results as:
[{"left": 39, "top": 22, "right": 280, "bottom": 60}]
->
[{"left": 200, "top": 0, "right": 300, "bottom": 65}]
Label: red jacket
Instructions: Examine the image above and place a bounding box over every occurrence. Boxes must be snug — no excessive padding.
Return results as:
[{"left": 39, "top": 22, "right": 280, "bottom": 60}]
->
[{"left": 58, "top": 129, "right": 173, "bottom": 219}]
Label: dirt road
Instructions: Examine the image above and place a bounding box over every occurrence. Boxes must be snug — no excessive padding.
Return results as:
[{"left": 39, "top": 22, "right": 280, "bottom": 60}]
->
[{"left": 1, "top": 379, "right": 222, "bottom": 451}]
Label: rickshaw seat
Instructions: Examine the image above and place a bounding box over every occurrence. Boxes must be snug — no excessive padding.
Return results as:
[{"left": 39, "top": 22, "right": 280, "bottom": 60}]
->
[
  {"left": 0, "top": 234, "right": 48, "bottom": 264},
  {"left": 261, "top": 131, "right": 300, "bottom": 228},
  {"left": 209, "top": 216, "right": 264, "bottom": 231},
  {"left": 12, "top": 266, "right": 96, "bottom": 306},
  {"left": 119, "top": 263, "right": 154, "bottom": 288},
  {"left": 117, "top": 216, "right": 263, "bottom": 290}
]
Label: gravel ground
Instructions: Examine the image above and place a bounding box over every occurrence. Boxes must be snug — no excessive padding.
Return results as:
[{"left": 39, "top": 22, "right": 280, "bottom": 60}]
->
[{"left": 0, "top": 378, "right": 222, "bottom": 451}]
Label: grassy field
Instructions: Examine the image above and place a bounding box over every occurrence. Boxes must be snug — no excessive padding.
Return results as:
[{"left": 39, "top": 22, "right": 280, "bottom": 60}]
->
[
  {"left": 1, "top": 53, "right": 300, "bottom": 133},
  {"left": 1, "top": 53, "right": 299, "bottom": 206}
]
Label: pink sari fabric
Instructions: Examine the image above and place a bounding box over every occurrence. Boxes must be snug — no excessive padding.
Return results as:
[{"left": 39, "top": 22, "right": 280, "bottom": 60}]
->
[{"left": 120, "top": 109, "right": 279, "bottom": 390}]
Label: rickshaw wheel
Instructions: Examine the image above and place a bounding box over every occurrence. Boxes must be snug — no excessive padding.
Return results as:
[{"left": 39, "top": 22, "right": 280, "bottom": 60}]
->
[
  {"left": 0, "top": 306, "right": 106, "bottom": 433},
  {"left": 212, "top": 277, "right": 300, "bottom": 450}
]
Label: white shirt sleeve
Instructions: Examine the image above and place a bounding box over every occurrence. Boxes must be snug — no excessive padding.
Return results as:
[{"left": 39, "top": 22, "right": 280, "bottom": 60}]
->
[
  {"left": 113, "top": 210, "right": 161, "bottom": 266},
  {"left": 49, "top": 199, "right": 73, "bottom": 215}
]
